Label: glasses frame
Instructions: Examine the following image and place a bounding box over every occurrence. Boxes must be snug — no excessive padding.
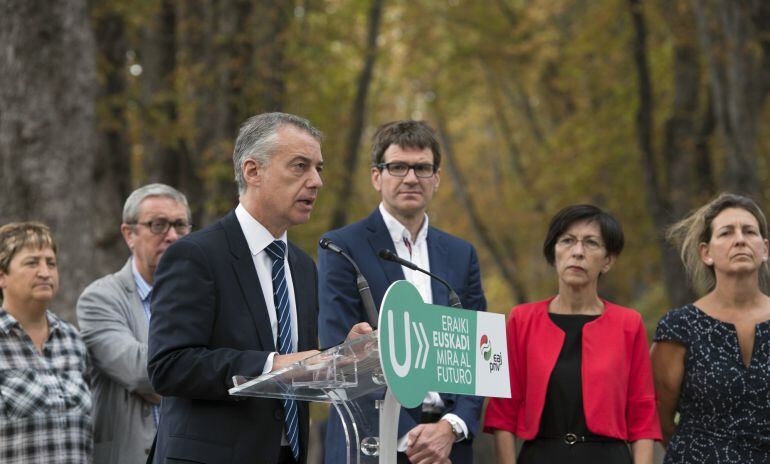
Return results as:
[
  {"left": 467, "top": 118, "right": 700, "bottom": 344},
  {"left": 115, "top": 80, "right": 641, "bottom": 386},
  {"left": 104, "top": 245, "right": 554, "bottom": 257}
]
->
[
  {"left": 374, "top": 162, "right": 437, "bottom": 178},
  {"left": 555, "top": 235, "right": 605, "bottom": 253},
  {"left": 130, "top": 219, "right": 192, "bottom": 236}
]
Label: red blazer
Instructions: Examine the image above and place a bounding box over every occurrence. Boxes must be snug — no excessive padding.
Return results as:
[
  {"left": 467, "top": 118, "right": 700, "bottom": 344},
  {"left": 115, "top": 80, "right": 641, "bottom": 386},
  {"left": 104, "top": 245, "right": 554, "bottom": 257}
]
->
[{"left": 484, "top": 297, "right": 661, "bottom": 442}]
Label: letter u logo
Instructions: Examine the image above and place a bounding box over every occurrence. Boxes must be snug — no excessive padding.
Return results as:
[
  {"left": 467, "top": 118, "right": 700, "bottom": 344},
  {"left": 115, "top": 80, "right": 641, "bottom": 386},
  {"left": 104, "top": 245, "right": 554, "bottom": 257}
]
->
[{"left": 387, "top": 310, "right": 411, "bottom": 378}]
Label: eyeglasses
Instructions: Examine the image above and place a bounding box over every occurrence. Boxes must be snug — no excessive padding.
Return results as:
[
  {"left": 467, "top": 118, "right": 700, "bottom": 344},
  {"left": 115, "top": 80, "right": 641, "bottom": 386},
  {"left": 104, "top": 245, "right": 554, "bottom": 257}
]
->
[
  {"left": 375, "top": 162, "right": 436, "bottom": 178},
  {"left": 131, "top": 219, "right": 192, "bottom": 236},
  {"left": 555, "top": 235, "right": 605, "bottom": 252}
]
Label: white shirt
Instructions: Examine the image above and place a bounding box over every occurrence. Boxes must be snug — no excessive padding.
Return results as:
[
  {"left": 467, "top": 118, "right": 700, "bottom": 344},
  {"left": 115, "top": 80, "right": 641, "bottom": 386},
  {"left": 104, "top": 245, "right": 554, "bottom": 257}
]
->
[
  {"left": 234, "top": 204, "right": 298, "bottom": 372},
  {"left": 235, "top": 204, "right": 299, "bottom": 448},
  {"left": 378, "top": 203, "right": 468, "bottom": 447},
  {"left": 379, "top": 203, "right": 432, "bottom": 304}
]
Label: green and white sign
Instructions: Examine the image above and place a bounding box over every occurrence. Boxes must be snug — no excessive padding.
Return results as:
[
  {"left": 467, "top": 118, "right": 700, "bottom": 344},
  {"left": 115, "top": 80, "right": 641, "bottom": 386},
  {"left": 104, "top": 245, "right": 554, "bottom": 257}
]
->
[{"left": 378, "top": 280, "right": 511, "bottom": 408}]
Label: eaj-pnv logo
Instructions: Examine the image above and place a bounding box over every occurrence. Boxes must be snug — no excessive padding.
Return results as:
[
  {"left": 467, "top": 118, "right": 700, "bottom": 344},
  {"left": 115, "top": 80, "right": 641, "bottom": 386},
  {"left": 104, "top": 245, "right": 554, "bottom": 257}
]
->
[
  {"left": 479, "top": 334, "right": 492, "bottom": 361},
  {"left": 481, "top": 334, "right": 503, "bottom": 373}
]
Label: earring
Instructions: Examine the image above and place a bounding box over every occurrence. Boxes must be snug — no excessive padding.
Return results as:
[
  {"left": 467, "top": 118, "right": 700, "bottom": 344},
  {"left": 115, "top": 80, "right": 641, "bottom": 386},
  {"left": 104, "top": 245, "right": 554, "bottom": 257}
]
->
[{"left": 705, "top": 258, "right": 713, "bottom": 265}]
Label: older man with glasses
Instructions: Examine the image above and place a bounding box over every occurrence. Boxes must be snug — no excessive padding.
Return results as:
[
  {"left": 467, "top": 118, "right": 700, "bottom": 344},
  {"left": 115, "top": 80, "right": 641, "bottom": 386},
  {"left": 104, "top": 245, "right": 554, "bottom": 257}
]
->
[{"left": 76, "top": 183, "right": 191, "bottom": 464}]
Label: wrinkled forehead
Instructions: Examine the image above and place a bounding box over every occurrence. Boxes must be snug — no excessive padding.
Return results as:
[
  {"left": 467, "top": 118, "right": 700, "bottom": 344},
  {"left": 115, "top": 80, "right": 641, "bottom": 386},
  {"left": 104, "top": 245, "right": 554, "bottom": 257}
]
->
[
  {"left": 137, "top": 195, "right": 190, "bottom": 220},
  {"left": 711, "top": 207, "right": 761, "bottom": 230},
  {"left": 15, "top": 245, "right": 57, "bottom": 258},
  {"left": 4, "top": 246, "right": 57, "bottom": 273}
]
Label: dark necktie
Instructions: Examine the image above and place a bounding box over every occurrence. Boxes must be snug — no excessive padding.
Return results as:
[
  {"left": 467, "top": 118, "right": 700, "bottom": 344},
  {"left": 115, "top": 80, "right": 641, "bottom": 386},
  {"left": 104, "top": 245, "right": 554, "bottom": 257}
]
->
[{"left": 265, "top": 240, "right": 300, "bottom": 460}]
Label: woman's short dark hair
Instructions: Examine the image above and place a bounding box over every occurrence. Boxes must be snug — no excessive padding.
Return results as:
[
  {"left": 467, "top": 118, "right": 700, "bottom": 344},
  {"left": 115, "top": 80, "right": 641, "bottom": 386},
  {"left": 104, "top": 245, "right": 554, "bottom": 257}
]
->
[{"left": 542, "top": 204, "right": 625, "bottom": 266}]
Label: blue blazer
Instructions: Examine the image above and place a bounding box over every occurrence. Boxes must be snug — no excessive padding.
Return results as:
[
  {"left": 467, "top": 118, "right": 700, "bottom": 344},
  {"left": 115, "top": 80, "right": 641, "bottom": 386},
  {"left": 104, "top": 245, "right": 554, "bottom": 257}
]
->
[
  {"left": 318, "top": 209, "right": 486, "bottom": 464},
  {"left": 148, "top": 210, "right": 318, "bottom": 464}
]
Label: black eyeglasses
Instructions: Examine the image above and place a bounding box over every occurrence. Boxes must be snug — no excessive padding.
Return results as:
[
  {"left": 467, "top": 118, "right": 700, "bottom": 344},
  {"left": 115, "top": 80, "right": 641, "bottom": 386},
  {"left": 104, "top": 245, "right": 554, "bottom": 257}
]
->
[
  {"left": 130, "top": 219, "right": 192, "bottom": 235},
  {"left": 375, "top": 162, "right": 436, "bottom": 178}
]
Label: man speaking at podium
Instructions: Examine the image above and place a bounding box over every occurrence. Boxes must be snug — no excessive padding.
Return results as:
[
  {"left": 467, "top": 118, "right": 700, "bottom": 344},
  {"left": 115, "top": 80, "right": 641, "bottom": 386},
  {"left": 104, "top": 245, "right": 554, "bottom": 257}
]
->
[
  {"left": 147, "top": 112, "right": 370, "bottom": 464},
  {"left": 318, "top": 120, "right": 487, "bottom": 463}
]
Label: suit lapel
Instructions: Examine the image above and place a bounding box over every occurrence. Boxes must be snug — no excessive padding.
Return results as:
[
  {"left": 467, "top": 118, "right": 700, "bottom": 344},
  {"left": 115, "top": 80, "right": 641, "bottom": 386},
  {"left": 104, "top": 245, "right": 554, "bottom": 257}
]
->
[
  {"left": 427, "top": 228, "right": 450, "bottom": 306},
  {"left": 116, "top": 258, "right": 149, "bottom": 338},
  {"left": 222, "top": 211, "right": 276, "bottom": 352},
  {"left": 366, "top": 210, "right": 405, "bottom": 285},
  {"left": 287, "top": 243, "right": 313, "bottom": 352}
]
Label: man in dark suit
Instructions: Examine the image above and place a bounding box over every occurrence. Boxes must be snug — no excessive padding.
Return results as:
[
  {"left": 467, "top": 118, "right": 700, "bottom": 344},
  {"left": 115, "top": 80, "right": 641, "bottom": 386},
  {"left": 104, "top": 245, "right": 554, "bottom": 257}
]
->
[
  {"left": 318, "top": 120, "right": 487, "bottom": 464},
  {"left": 148, "top": 112, "right": 370, "bottom": 464}
]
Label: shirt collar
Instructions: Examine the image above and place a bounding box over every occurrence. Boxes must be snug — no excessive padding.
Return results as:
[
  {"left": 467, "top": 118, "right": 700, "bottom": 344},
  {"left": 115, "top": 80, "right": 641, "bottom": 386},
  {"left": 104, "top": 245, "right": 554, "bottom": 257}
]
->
[
  {"left": 235, "top": 204, "right": 288, "bottom": 256},
  {"left": 379, "top": 203, "right": 429, "bottom": 245},
  {"left": 0, "top": 307, "right": 60, "bottom": 335},
  {"left": 0, "top": 308, "right": 17, "bottom": 334},
  {"left": 131, "top": 258, "right": 153, "bottom": 301}
]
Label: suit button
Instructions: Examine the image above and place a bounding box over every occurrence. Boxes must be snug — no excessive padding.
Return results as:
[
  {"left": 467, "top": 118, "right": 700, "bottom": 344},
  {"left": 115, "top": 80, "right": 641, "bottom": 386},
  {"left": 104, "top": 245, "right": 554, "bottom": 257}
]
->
[
  {"left": 274, "top": 409, "right": 283, "bottom": 421},
  {"left": 145, "top": 448, "right": 150, "bottom": 455}
]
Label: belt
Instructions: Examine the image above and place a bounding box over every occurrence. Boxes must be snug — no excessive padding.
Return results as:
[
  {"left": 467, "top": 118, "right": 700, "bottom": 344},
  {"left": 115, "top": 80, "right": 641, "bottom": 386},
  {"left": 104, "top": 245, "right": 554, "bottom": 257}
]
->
[{"left": 533, "top": 433, "right": 625, "bottom": 446}]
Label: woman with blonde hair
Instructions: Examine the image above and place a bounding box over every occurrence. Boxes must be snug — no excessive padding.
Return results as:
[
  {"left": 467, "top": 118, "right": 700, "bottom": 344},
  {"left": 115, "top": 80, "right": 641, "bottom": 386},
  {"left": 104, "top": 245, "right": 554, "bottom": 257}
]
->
[{"left": 652, "top": 193, "right": 770, "bottom": 463}]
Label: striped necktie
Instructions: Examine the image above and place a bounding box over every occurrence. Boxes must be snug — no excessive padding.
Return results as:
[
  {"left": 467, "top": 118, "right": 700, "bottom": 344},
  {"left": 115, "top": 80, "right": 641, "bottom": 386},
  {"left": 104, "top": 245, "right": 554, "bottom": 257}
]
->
[{"left": 265, "top": 240, "right": 300, "bottom": 461}]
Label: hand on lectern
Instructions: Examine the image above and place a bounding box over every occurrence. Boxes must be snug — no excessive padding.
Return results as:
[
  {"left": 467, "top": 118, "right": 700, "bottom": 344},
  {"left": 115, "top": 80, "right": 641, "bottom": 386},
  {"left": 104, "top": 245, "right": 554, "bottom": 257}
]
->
[
  {"left": 345, "top": 322, "right": 373, "bottom": 341},
  {"left": 271, "top": 350, "right": 320, "bottom": 372}
]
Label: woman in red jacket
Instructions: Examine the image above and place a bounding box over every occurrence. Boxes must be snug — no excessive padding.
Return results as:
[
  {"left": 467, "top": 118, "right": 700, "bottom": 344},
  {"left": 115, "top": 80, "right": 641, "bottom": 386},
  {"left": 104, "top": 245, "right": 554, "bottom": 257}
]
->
[{"left": 484, "top": 205, "right": 661, "bottom": 464}]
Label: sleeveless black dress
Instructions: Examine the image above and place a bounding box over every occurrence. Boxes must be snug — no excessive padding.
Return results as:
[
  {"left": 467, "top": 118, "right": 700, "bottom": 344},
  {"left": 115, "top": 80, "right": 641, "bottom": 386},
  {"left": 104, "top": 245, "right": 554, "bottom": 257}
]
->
[
  {"left": 655, "top": 304, "right": 770, "bottom": 463},
  {"left": 518, "top": 313, "right": 632, "bottom": 464}
]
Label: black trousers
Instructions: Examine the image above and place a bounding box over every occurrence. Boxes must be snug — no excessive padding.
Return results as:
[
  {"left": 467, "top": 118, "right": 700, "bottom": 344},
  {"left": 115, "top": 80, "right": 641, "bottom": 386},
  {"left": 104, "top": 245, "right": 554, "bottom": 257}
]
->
[{"left": 277, "top": 447, "right": 298, "bottom": 464}]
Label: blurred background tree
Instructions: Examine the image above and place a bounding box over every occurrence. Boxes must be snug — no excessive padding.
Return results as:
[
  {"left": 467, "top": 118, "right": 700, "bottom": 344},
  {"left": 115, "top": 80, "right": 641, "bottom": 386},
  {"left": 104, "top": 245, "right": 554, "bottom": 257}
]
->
[
  {"left": 3, "top": 0, "right": 769, "bottom": 328},
  {"left": 3, "top": 0, "right": 769, "bottom": 461}
]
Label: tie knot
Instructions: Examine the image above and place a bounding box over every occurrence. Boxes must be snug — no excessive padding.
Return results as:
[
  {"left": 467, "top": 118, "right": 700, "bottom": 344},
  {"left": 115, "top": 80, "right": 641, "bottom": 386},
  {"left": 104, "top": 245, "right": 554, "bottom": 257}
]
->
[{"left": 265, "top": 240, "right": 287, "bottom": 262}]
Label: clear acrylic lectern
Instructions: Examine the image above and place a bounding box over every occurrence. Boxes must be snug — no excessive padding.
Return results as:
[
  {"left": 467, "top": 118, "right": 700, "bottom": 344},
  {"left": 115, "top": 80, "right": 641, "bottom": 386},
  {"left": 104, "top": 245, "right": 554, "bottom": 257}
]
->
[{"left": 228, "top": 331, "right": 400, "bottom": 464}]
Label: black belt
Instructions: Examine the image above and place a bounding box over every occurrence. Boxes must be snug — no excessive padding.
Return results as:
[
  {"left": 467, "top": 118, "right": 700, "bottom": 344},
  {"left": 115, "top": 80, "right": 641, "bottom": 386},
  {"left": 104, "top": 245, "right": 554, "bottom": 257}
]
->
[{"left": 533, "top": 433, "right": 625, "bottom": 446}]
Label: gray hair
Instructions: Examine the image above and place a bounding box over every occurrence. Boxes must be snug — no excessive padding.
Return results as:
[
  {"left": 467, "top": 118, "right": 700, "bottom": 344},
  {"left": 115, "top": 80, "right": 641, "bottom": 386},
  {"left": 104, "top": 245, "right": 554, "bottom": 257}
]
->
[
  {"left": 232, "top": 112, "right": 322, "bottom": 194},
  {"left": 122, "top": 183, "right": 191, "bottom": 224}
]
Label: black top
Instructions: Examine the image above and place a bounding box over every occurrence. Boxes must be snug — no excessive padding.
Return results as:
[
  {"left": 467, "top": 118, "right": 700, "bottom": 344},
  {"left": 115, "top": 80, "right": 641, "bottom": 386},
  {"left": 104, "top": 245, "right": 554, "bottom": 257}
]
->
[
  {"left": 519, "top": 313, "right": 631, "bottom": 464},
  {"left": 537, "top": 313, "right": 598, "bottom": 437},
  {"left": 655, "top": 304, "right": 770, "bottom": 463}
]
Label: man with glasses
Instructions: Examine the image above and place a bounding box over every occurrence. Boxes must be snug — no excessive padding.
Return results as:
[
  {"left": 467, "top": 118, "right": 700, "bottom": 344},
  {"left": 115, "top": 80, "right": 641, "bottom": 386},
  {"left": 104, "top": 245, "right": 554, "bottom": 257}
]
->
[
  {"left": 318, "top": 120, "right": 487, "bottom": 463},
  {"left": 77, "top": 183, "right": 191, "bottom": 464}
]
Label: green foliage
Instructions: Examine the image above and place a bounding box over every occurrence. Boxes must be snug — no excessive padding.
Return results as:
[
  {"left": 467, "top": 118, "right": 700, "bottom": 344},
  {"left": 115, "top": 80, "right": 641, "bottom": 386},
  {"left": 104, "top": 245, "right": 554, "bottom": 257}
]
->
[{"left": 89, "top": 0, "right": 770, "bottom": 327}]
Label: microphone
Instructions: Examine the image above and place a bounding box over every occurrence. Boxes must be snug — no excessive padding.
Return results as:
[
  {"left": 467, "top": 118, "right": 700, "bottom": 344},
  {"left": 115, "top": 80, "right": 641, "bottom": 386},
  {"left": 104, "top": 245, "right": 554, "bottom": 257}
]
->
[
  {"left": 319, "top": 238, "right": 378, "bottom": 329},
  {"left": 377, "top": 249, "right": 462, "bottom": 309}
]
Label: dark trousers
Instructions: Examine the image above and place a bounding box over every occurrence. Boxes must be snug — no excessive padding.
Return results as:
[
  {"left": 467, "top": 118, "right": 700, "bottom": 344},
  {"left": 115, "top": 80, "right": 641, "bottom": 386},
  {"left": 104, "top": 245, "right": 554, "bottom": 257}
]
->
[
  {"left": 396, "top": 439, "right": 474, "bottom": 463},
  {"left": 277, "top": 447, "right": 298, "bottom": 464}
]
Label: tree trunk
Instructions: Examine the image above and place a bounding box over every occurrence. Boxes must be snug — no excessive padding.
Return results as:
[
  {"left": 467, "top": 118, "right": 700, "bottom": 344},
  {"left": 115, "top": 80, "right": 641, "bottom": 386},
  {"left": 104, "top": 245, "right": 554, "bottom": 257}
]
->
[
  {"left": 433, "top": 104, "right": 528, "bottom": 303},
  {"left": 252, "top": 0, "right": 293, "bottom": 111},
  {"left": 629, "top": 0, "right": 695, "bottom": 307},
  {"left": 138, "top": 0, "right": 203, "bottom": 225},
  {"left": 662, "top": 0, "right": 711, "bottom": 217},
  {"left": 328, "top": 0, "right": 385, "bottom": 230},
  {"left": 0, "top": 0, "right": 100, "bottom": 323},
  {"left": 690, "top": 0, "right": 768, "bottom": 198},
  {"left": 90, "top": 1, "right": 134, "bottom": 277},
  {"left": 173, "top": 0, "right": 296, "bottom": 226}
]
